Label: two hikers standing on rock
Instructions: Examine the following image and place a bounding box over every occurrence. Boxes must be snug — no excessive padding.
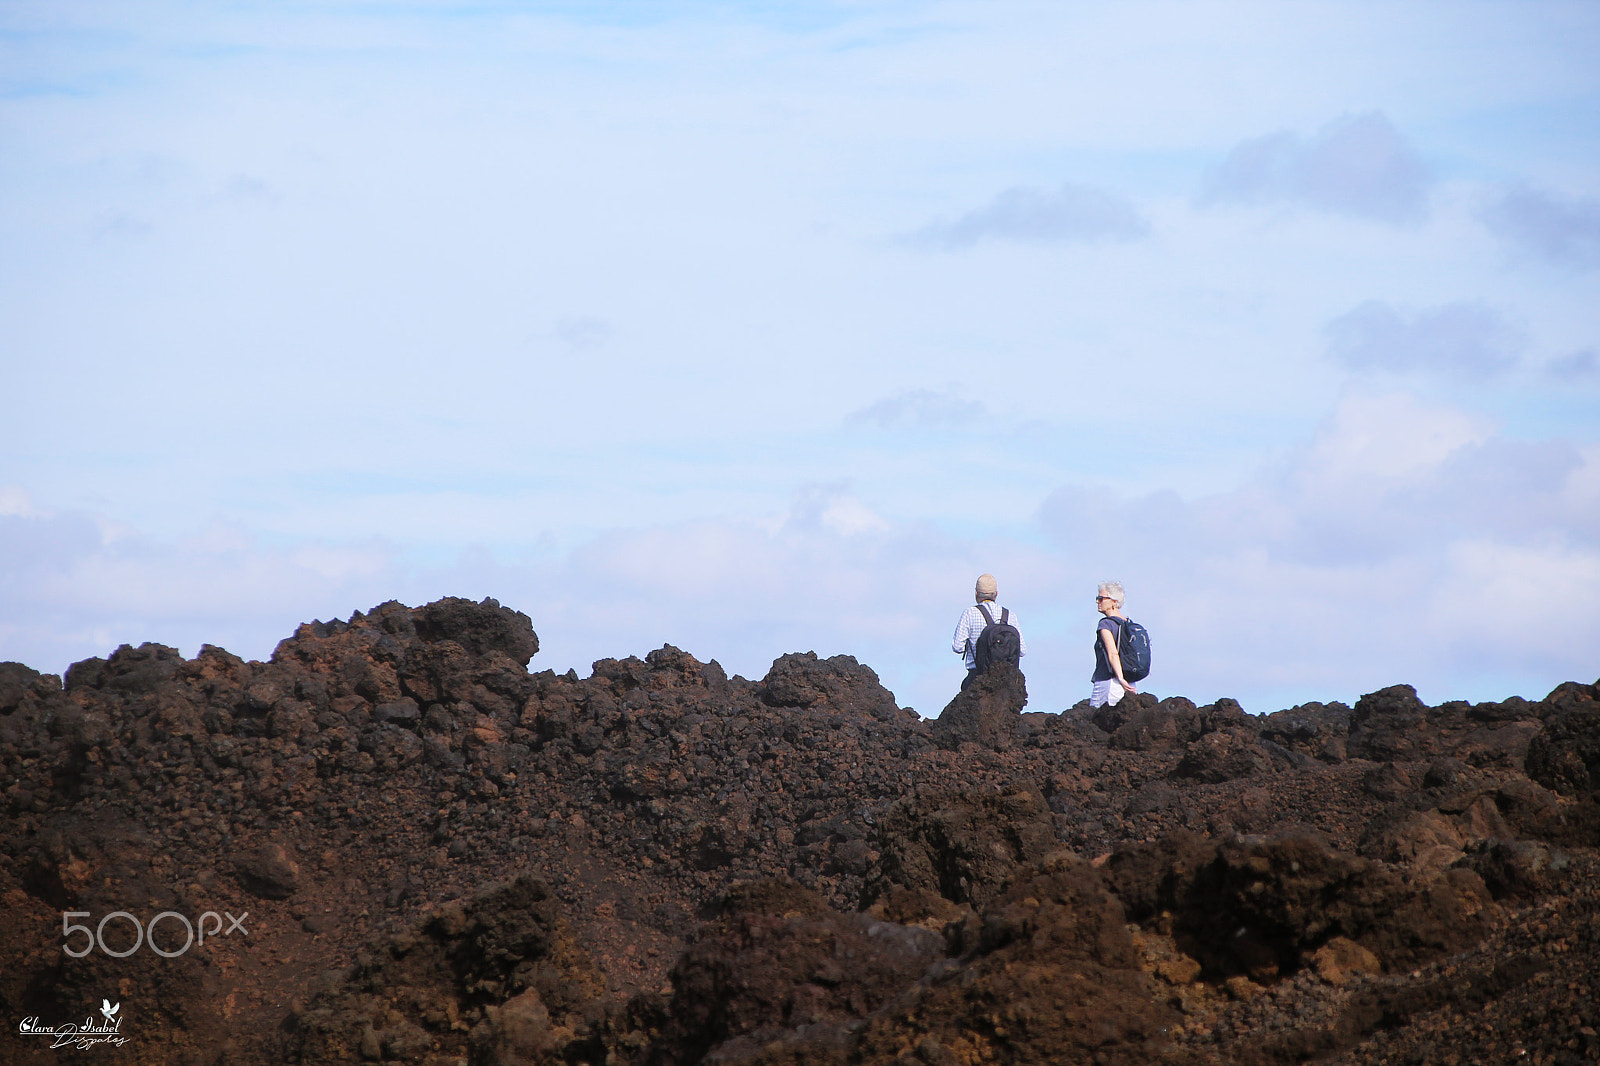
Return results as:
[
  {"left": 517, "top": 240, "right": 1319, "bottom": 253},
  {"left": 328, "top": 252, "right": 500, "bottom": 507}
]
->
[
  {"left": 951, "top": 573, "right": 1147, "bottom": 705},
  {"left": 951, "top": 573, "right": 1026, "bottom": 691}
]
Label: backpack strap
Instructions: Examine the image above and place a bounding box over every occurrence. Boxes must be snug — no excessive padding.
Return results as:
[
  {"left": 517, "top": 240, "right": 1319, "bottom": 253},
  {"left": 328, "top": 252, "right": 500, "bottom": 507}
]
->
[
  {"left": 977, "top": 604, "right": 995, "bottom": 626},
  {"left": 1001, "top": 608, "right": 1009, "bottom": 625}
]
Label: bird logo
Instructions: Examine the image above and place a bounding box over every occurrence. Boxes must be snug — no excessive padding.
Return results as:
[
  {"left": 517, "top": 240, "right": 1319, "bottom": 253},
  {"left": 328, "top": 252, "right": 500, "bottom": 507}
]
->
[{"left": 100, "top": 1000, "right": 120, "bottom": 1023}]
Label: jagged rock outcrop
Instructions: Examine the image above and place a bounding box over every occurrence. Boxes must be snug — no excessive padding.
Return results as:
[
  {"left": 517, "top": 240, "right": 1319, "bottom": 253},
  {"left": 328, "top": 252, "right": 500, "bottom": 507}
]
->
[
  {"left": 1106, "top": 830, "right": 1501, "bottom": 980},
  {"left": 0, "top": 599, "right": 1596, "bottom": 1066},
  {"left": 864, "top": 784, "right": 1057, "bottom": 910},
  {"left": 647, "top": 879, "right": 942, "bottom": 1065},
  {"left": 758, "top": 651, "right": 909, "bottom": 724},
  {"left": 292, "top": 874, "right": 603, "bottom": 1065},
  {"left": 1257, "top": 700, "right": 1352, "bottom": 762},
  {"left": 929, "top": 662, "right": 1027, "bottom": 751},
  {"left": 1526, "top": 682, "right": 1600, "bottom": 797}
]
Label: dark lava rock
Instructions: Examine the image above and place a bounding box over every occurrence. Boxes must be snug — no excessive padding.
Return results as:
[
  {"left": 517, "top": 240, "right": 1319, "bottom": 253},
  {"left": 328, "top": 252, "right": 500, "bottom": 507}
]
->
[
  {"left": 234, "top": 841, "right": 301, "bottom": 899},
  {"left": 1106, "top": 695, "right": 1194, "bottom": 750},
  {"left": 866, "top": 784, "right": 1056, "bottom": 909},
  {"left": 1124, "top": 783, "right": 1180, "bottom": 816},
  {"left": 1467, "top": 839, "right": 1571, "bottom": 900},
  {"left": 63, "top": 641, "right": 184, "bottom": 697},
  {"left": 1348, "top": 684, "right": 1430, "bottom": 761},
  {"left": 3, "top": 596, "right": 1597, "bottom": 1066},
  {"left": 414, "top": 595, "right": 539, "bottom": 665},
  {"left": 930, "top": 662, "right": 1026, "bottom": 751},
  {"left": 1361, "top": 761, "right": 1416, "bottom": 802},
  {"left": 0, "top": 662, "right": 58, "bottom": 714},
  {"left": 759, "top": 650, "right": 905, "bottom": 722},
  {"left": 1107, "top": 830, "right": 1501, "bottom": 980},
  {"left": 1259, "top": 700, "right": 1351, "bottom": 762},
  {"left": 1422, "top": 756, "right": 1475, "bottom": 790},
  {"left": 648, "top": 879, "right": 942, "bottom": 1065},
  {"left": 373, "top": 696, "right": 420, "bottom": 725},
  {"left": 1346, "top": 684, "right": 1547, "bottom": 769},
  {"left": 1171, "top": 727, "right": 1290, "bottom": 783},
  {"left": 293, "top": 874, "right": 601, "bottom": 1065},
  {"left": 1526, "top": 680, "right": 1600, "bottom": 797},
  {"left": 1107, "top": 695, "right": 1249, "bottom": 753},
  {"left": 1086, "top": 689, "right": 1158, "bottom": 733},
  {"left": 852, "top": 852, "right": 1180, "bottom": 1066}
]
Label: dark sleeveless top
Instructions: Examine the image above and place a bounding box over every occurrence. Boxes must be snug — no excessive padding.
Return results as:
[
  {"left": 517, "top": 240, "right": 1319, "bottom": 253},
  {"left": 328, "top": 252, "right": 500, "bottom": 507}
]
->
[{"left": 1092, "top": 616, "right": 1123, "bottom": 682}]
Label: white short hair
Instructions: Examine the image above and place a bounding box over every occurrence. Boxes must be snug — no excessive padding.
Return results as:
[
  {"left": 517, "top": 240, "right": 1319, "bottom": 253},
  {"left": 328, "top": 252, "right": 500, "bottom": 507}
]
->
[{"left": 1097, "top": 581, "right": 1125, "bottom": 607}]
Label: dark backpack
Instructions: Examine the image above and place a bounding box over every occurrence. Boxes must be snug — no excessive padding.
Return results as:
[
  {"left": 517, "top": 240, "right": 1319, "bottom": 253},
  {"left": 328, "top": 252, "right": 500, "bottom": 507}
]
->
[
  {"left": 974, "top": 604, "right": 1022, "bottom": 672},
  {"left": 1115, "top": 617, "right": 1151, "bottom": 683}
]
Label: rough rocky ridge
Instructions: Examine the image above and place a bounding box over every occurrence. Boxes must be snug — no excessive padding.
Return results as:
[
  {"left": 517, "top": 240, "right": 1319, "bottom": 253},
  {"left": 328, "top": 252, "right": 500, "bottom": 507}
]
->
[{"left": 1, "top": 596, "right": 1596, "bottom": 1064}]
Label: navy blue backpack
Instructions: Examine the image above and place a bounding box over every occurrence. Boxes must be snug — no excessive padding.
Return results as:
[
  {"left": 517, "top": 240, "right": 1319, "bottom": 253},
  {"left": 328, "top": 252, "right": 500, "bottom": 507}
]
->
[{"left": 1116, "top": 617, "right": 1151, "bottom": 682}]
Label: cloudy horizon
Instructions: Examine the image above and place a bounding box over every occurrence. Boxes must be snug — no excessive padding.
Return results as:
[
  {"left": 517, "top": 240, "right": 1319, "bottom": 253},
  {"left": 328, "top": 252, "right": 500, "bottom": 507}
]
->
[{"left": 2, "top": 1, "right": 1596, "bottom": 717}]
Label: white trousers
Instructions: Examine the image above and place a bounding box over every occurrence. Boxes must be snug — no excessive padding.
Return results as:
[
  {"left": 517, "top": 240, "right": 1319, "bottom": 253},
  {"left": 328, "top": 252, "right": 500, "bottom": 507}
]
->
[{"left": 1090, "top": 679, "right": 1125, "bottom": 708}]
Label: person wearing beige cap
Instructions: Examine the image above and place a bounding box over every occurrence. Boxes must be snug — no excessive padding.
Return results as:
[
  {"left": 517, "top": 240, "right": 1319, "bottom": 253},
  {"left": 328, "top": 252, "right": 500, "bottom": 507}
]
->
[{"left": 951, "top": 573, "right": 1026, "bottom": 691}]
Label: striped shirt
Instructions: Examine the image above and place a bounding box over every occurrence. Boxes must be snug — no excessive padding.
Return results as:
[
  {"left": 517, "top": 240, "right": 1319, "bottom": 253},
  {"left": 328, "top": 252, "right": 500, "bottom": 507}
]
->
[{"left": 952, "top": 602, "right": 1026, "bottom": 670}]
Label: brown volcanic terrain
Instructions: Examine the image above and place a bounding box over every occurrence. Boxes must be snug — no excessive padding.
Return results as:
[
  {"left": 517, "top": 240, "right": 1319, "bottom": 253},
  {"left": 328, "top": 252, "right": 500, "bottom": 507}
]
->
[{"left": 2, "top": 596, "right": 1597, "bottom": 1065}]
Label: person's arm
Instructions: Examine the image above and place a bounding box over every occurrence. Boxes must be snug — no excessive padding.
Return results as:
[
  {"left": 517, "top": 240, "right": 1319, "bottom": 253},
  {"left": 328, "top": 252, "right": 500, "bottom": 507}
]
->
[
  {"left": 1100, "top": 626, "right": 1138, "bottom": 693},
  {"left": 953, "top": 610, "right": 972, "bottom": 655}
]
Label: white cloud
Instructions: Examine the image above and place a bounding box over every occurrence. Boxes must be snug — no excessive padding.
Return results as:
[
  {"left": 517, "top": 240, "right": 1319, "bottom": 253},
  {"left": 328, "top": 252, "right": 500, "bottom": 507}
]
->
[
  {"left": 1482, "top": 186, "right": 1600, "bottom": 271},
  {"left": 909, "top": 182, "right": 1150, "bottom": 248},
  {"left": 844, "top": 389, "right": 986, "bottom": 430},
  {"left": 1037, "top": 391, "right": 1600, "bottom": 706},
  {"left": 1199, "top": 112, "right": 1430, "bottom": 224},
  {"left": 555, "top": 316, "right": 612, "bottom": 350},
  {"left": 0, "top": 507, "right": 400, "bottom": 671},
  {"left": 1323, "top": 299, "right": 1524, "bottom": 377},
  {"left": 1296, "top": 389, "right": 1490, "bottom": 483},
  {"left": 1431, "top": 539, "right": 1600, "bottom": 666},
  {"left": 6, "top": 398, "right": 1595, "bottom": 719},
  {"left": 0, "top": 487, "right": 42, "bottom": 518},
  {"left": 0, "top": 484, "right": 1049, "bottom": 716},
  {"left": 1548, "top": 349, "right": 1600, "bottom": 384},
  {"left": 792, "top": 484, "right": 893, "bottom": 537}
]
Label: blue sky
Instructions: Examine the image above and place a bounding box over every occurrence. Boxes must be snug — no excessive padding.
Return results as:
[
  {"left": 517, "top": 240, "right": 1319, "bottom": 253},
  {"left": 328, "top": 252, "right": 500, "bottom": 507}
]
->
[{"left": 2, "top": 0, "right": 1597, "bottom": 717}]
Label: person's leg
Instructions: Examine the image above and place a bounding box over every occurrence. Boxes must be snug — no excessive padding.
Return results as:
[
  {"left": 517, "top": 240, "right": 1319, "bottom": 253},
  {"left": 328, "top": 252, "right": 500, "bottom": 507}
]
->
[
  {"left": 961, "top": 668, "right": 979, "bottom": 691},
  {"left": 1090, "top": 679, "right": 1125, "bottom": 707}
]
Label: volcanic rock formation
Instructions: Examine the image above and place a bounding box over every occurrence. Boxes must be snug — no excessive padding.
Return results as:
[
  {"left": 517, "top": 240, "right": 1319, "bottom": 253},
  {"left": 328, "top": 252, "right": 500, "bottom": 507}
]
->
[{"left": 1, "top": 596, "right": 1597, "bottom": 1065}]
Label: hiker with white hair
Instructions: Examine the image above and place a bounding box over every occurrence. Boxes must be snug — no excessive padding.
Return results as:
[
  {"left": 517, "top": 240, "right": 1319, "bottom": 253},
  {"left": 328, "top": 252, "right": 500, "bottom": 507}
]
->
[
  {"left": 1091, "top": 581, "right": 1149, "bottom": 707},
  {"left": 952, "top": 573, "right": 1026, "bottom": 691}
]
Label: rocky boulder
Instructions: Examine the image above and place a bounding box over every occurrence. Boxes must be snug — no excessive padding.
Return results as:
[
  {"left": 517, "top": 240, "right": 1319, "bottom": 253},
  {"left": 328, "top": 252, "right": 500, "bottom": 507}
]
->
[
  {"left": 929, "top": 663, "right": 1026, "bottom": 750},
  {"left": 648, "top": 879, "right": 943, "bottom": 1065},
  {"left": 758, "top": 651, "right": 905, "bottom": 723},
  {"left": 1526, "top": 681, "right": 1600, "bottom": 798},
  {"left": 1106, "top": 830, "right": 1501, "bottom": 980},
  {"left": 1107, "top": 696, "right": 1251, "bottom": 753},
  {"left": 413, "top": 596, "right": 540, "bottom": 665},
  {"left": 865, "top": 785, "right": 1057, "bottom": 910},
  {"left": 852, "top": 852, "right": 1180, "bottom": 1066},
  {"left": 1171, "top": 727, "right": 1302, "bottom": 783},
  {"left": 1347, "top": 685, "right": 1431, "bottom": 761},
  {"left": 1258, "top": 700, "right": 1351, "bottom": 762},
  {"left": 292, "top": 875, "right": 602, "bottom": 1065}
]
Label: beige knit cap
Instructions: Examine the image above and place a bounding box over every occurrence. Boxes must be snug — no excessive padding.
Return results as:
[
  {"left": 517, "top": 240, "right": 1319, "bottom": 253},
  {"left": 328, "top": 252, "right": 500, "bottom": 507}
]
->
[{"left": 975, "top": 573, "right": 998, "bottom": 600}]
